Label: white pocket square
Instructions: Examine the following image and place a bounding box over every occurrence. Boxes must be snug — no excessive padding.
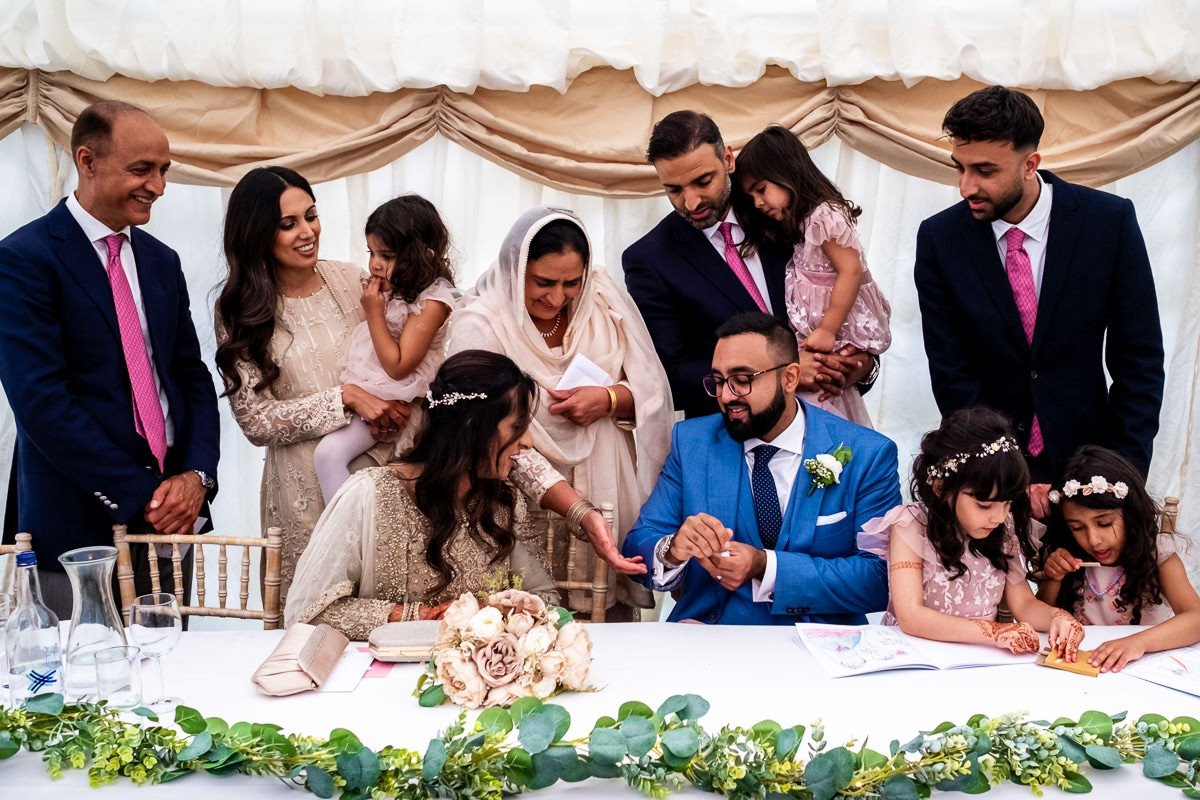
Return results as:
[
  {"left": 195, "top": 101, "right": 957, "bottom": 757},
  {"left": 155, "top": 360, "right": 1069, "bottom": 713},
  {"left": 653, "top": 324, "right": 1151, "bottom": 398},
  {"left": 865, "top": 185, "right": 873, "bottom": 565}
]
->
[{"left": 815, "top": 511, "right": 848, "bottom": 526}]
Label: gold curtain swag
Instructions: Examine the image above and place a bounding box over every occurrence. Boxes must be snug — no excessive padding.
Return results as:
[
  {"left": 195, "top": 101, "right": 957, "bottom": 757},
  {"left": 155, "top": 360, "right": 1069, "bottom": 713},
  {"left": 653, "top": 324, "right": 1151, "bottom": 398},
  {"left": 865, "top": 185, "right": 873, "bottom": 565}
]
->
[{"left": 3, "top": 67, "right": 1197, "bottom": 194}]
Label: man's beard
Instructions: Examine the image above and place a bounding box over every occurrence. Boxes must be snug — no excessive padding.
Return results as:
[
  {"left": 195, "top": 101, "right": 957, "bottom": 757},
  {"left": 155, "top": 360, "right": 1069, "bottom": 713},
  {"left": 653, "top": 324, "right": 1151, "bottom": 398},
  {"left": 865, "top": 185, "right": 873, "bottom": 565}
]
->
[
  {"left": 675, "top": 175, "right": 732, "bottom": 230},
  {"left": 722, "top": 383, "right": 786, "bottom": 442},
  {"left": 967, "top": 179, "right": 1024, "bottom": 222}
]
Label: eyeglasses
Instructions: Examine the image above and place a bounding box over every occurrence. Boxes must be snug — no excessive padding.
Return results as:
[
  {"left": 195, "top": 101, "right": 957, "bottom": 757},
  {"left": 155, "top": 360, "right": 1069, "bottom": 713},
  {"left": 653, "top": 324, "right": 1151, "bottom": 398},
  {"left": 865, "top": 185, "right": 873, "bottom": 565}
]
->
[{"left": 701, "top": 364, "right": 789, "bottom": 398}]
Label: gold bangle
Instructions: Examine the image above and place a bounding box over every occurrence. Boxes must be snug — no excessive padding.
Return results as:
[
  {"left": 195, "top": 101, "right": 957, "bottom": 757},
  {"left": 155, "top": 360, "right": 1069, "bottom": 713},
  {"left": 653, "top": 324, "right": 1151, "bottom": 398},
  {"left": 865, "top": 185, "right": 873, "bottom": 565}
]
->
[
  {"left": 605, "top": 386, "right": 619, "bottom": 417},
  {"left": 565, "top": 499, "right": 598, "bottom": 539}
]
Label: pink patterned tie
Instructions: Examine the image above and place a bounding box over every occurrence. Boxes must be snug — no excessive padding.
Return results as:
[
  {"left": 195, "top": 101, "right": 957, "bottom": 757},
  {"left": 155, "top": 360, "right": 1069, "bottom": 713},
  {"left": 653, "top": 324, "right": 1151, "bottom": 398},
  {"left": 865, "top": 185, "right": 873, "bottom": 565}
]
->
[
  {"left": 1004, "top": 227, "right": 1043, "bottom": 456},
  {"left": 719, "top": 222, "right": 769, "bottom": 313},
  {"left": 103, "top": 234, "right": 168, "bottom": 471}
]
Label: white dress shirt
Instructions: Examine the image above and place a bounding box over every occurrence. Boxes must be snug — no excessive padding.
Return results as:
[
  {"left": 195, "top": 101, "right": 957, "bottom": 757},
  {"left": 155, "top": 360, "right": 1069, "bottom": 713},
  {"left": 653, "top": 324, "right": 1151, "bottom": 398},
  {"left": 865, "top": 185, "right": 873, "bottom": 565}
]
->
[
  {"left": 653, "top": 402, "right": 806, "bottom": 603},
  {"left": 991, "top": 173, "right": 1054, "bottom": 298},
  {"left": 701, "top": 209, "right": 774, "bottom": 314},
  {"left": 66, "top": 192, "right": 175, "bottom": 445}
]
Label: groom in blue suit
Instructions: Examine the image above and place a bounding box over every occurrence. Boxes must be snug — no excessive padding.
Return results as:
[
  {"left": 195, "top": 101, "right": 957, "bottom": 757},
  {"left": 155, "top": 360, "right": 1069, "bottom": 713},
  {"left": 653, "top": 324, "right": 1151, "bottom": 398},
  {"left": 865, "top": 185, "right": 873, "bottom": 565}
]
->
[{"left": 623, "top": 313, "right": 900, "bottom": 624}]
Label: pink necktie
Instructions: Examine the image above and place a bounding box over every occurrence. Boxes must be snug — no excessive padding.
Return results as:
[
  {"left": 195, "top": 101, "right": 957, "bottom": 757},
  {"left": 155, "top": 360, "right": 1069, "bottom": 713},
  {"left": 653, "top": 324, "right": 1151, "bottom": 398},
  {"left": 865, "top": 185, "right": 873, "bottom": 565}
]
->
[
  {"left": 104, "top": 234, "right": 168, "bottom": 471},
  {"left": 1004, "top": 227, "right": 1043, "bottom": 456},
  {"left": 719, "top": 221, "right": 769, "bottom": 313}
]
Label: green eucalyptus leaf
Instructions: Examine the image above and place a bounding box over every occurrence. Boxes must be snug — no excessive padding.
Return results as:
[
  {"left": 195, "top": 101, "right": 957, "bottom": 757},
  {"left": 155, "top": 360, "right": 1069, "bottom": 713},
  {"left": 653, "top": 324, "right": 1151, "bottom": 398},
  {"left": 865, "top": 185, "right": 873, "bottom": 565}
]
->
[
  {"left": 173, "top": 704, "right": 205, "bottom": 734},
  {"left": 518, "top": 710, "right": 559, "bottom": 754},
  {"left": 1182, "top": 788, "right": 1200, "bottom": 800},
  {"left": 897, "top": 733, "right": 925, "bottom": 753},
  {"left": 477, "top": 706, "right": 514, "bottom": 734},
  {"left": 1177, "top": 733, "right": 1200, "bottom": 760},
  {"left": 656, "top": 694, "right": 685, "bottom": 718},
  {"left": 929, "top": 721, "right": 955, "bottom": 734},
  {"left": 1063, "top": 772, "right": 1093, "bottom": 793},
  {"left": 422, "top": 739, "right": 447, "bottom": 782},
  {"left": 588, "top": 727, "right": 628, "bottom": 765},
  {"left": 1056, "top": 734, "right": 1087, "bottom": 764},
  {"left": 227, "top": 721, "right": 254, "bottom": 741},
  {"left": 204, "top": 716, "right": 228, "bottom": 734},
  {"left": 305, "top": 766, "right": 335, "bottom": 799},
  {"left": 752, "top": 719, "right": 782, "bottom": 735},
  {"left": 676, "top": 694, "right": 709, "bottom": 720},
  {"left": 619, "top": 715, "right": 658, "bottom": 759},
  {"left": 588, "top": 760, "right": 622, "bottom": 779},
  {"left": 1084, "top": 744, "right": 1122, "bottom": 769},
  {"left": 1078, "top": 710, "right": 1113, "bottom": 741},
  {"left": 336, "top": 747, "right": 381, "bottom": 792},
  {"left": 1050, "top": 716, "right": 1076, "bottom": 728},
  {"left": 530, "top": 745, "right": 582, "bottom": 789},
  {"left": 418, "top": 684, "right": 445, "bottom": 708},
  {"left": 329, "top": 727, "right": 363, "bottom": 753},
  {"left": 158, "top": 768, "right": 190, "bottom": 783},
  {"left": 132, "top": 706, "right": 158, "bottom": 721},
  {"left": 1138, "top": 713, "right": 1168, "bottom": 726},
  {"left": 859, "top": 746, "right": 887, "bottom": 770},
  {"left": 176, "top": 731, "right": 213, "bottom": 762},
  {"left": 1109, "top": 711, "right": 1128, "bottom": 723},
  {"left": 0, "top": 731, "right": 19, "bottom": 760},
  {"left": 1171, "top": 715, "right": 1200, "bottom": 732},
  {"left": 661, "top": 749, "right": 691, "bottom": 770},
  {"left": 805, "top": 748, "right": 855, "bottom": 800},
  {"left": 970, "top": 732, "right": 991, "bottom": 757},
  {"left": 879, "top": 774, "right": 920, "bottom": 800},
  {"left": 509, "top": 696, "right": 543, "bottom": 722},
  {"left": 775, "top": 727, "right": 802, "bottom": 760},
  {"left": 966, "top": 713, "right": 987, "bottom": 727},
  {"left": 203, "top": 743, "right": 235, "bottom": 767},
  {"left": 661, "top": 727, "right": 699, "bottom": 759},
  {"left": 23, "top": 692, "right": 65, "bottom": 716},
  {"left": 889, "top": 739, "right": 900, "bottom": 757},
  {"left": 1143, "top": 743, "right": 1179, "bottom": 779},
  {"left": 594, "top": 714, "right": 617, "bottom": 729},
  {"left": 617, "top": 700, "right": 654, "bottom": 720},
  {"left": 503, "top": 748, "right": 534, "bottom": 786}
]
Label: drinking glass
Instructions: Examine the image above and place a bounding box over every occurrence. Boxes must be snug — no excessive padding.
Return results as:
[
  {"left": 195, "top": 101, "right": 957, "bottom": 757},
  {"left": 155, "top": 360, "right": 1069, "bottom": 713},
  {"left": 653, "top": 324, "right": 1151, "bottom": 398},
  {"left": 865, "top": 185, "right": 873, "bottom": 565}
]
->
[
  {"left": 93, "top": 645, "right": 141, "bottom": 709},
  {"left": 0, "top": 593, "right": 11, "bottom": 698},
  {"left": 128, "top": 593, "right": 181, "bottom": 708}
]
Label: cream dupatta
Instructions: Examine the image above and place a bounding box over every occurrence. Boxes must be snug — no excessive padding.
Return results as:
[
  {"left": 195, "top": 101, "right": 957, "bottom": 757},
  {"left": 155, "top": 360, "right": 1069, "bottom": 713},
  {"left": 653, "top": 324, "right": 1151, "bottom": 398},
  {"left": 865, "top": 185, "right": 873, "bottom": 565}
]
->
[{"left": 446, "top": 207, "right": 673, "bottom": 609}]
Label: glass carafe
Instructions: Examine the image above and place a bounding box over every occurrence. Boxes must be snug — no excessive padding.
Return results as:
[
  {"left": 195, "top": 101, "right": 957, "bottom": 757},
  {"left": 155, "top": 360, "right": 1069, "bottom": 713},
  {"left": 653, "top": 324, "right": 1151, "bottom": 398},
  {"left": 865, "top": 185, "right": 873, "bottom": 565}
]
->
[{"left": 59, "top": 546, "right": 127, "bottom": 700}]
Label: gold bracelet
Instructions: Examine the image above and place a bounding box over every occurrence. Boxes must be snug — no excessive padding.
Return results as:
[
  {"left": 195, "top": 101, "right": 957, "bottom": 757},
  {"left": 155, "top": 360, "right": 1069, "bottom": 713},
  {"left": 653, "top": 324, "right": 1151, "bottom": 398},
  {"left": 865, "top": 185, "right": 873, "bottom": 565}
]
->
[
  {"left": 565, "top": 498, "right": 598, "bottom": 539},
  {"left": 605, "top": 386, "right": 619, "bottom": 417}
]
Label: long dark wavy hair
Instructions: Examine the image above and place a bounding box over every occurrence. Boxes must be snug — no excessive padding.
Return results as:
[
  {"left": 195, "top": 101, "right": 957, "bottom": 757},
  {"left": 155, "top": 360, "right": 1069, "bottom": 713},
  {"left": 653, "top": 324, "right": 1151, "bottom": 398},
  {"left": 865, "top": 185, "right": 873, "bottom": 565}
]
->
[
  {"left": 911, "top": 407, "right": 1034, "bottom": 579},
  {"left": 1041, "top": 446, "right": 1164, "bottom": 623},
  {"left": 401, "top": 350, "right": 537, "bottom": 598},
  {"left": 214, "top": 166, "right": 315, "bottom": 395},
  {"left": 365, "top": 194, "right": 454, "bottom": 303},
  {"left": 731, "top": 125, "right": 861, "bottom": 257}
]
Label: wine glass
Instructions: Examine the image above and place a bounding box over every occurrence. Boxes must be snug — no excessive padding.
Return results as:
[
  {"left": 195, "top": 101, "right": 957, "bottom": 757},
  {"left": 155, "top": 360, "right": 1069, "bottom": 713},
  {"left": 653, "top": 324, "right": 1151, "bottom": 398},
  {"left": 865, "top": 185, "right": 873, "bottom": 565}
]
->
[{"left": 128, "top": 593, "right": 181, "bottom": 708}]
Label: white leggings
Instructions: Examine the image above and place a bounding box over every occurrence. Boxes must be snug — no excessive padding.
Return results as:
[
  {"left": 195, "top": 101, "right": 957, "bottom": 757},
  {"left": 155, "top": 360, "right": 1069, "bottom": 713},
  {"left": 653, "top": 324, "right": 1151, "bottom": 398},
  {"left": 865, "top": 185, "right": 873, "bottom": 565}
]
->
[{"left": 314, "top": 415, "right": 376, "bottom": 503}]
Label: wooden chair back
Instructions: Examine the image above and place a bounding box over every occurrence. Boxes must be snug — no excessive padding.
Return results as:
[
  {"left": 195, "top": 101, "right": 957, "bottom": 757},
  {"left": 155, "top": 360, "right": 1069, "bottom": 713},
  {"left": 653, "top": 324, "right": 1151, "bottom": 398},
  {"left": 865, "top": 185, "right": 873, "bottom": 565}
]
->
[
  {"left": 535, "top": 502, "right": 613, "bottom": 622},
  {"left": 1, "top": 532, "right": 33, "bottom": 597},
  {"left": 1161, "top": 496, "right": 1180, "bottom": 535},
  {"left": 112, "top": 526, "right": 283, "bottom": 629}
]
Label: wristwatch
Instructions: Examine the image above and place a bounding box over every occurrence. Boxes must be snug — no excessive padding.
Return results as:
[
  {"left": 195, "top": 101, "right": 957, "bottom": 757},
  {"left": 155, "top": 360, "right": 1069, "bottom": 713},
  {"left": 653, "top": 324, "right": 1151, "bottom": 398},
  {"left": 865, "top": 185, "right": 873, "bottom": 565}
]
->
[
  {"left": 655, "top": 534, "right": 683, "bottom": 568},
  {"left": 191, "top": 470, "right": 216, "bottom": 491}
]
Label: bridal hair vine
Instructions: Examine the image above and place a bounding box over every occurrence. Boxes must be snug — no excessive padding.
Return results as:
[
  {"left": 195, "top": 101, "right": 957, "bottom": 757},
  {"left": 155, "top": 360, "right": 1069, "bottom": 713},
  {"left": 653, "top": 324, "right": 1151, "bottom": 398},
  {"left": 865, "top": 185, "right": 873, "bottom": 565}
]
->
[
  {"left": 425, "top": 390, "right": 488, "bottom": 409},
  {"left": 925, "top": 436, "right": 1020, "bottom": 482},
  {"left": 1048, "top": 476, "right": 1129, "bottom": 504}
]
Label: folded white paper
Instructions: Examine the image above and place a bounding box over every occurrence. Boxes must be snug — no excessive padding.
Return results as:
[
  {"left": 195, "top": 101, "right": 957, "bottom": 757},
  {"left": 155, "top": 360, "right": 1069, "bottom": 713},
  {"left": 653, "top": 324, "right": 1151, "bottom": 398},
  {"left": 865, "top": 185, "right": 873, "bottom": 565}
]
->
[
  {"left": 318, "top": 648, "right": 375, "bottom": 692},
  {"left": 555, "top": 353, "right": 612, "bottom": 390}
]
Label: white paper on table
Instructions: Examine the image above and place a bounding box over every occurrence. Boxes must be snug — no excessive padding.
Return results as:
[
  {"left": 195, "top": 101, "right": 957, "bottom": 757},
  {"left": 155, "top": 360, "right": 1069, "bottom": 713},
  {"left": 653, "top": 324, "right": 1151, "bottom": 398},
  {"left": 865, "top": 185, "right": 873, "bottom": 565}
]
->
[
  {"left": 318, "top": 648, "right": 375, "bottom": 692},
  {"left": 1123, "top": 643, "right": 1200, "bottom": 697},
  {"left": 555, "top": 353, "right": 612, "bottom": 390}
]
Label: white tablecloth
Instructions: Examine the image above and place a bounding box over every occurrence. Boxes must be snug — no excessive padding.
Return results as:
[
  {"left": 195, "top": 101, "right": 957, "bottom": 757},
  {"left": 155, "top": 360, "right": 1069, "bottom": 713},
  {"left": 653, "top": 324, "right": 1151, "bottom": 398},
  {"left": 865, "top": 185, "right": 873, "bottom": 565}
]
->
[{"left": 1, "top": 624, "right": 1191, "bottom": 796}]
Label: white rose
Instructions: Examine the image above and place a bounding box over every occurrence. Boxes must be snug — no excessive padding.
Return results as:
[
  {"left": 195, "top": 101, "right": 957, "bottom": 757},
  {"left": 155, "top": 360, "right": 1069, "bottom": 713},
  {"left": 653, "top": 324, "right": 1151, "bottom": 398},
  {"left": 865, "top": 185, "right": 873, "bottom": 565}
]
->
[
  {"left": 505, "top": 611, "right": 536, "bottom": 638},
  {"left": 1112, "top": 481, "right": 1129, "bottom": 500},
  {"left": 1089, "top": 475, "right": 1109, "bottom": 494},
  {"left": 466, "top": 606, "right": 504, "bottom": 640},
  {"left": 1062, "top": 479, "right": 1082, "bottom": 497},
  {"left": 442, "top": 593, "right": 481, "bottom": 631},
  {"left": 519, "top": 623, "right": 557, "bottom": 659},
  {"left": 553, "top": 622, "right": 592, "bottom": 690},
  {"left": 815, "top": 453, "right": 843, "bottom": 482}
]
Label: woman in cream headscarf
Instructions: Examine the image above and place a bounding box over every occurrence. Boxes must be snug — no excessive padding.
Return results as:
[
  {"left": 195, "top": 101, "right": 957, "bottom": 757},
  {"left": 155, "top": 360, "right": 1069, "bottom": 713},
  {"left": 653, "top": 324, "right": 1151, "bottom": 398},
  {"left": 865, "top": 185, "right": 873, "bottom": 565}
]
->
[{"left": 447, "top": 207, "right": 673, "bottom": 617}]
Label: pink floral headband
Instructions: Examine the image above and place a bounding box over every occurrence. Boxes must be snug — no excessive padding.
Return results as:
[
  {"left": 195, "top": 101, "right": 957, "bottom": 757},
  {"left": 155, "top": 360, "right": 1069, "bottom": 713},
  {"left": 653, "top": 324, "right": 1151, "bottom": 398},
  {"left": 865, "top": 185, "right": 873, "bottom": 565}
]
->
[
  {"left": 925, "top": 436, "right": 1020, "bottom": 482},
  {"left": 1048, "top": 476, "right": 1129, "bottom": 504}
]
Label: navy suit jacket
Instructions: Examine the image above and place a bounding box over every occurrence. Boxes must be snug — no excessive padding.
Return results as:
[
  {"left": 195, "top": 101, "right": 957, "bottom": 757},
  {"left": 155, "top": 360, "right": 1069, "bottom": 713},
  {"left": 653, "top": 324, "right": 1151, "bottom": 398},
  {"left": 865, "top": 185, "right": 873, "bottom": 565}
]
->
[
  {"left": 0, "top": 199, "right": 220, "bottom": 566},
  {"left": 914, "top": 171, "right": 1164, "bottom": 476},
  {"left": 622, "top": 212, "right": 791, "bottom": 418},
  {"left": 622, "top": 402, "right": 900, "bottom": 625}
]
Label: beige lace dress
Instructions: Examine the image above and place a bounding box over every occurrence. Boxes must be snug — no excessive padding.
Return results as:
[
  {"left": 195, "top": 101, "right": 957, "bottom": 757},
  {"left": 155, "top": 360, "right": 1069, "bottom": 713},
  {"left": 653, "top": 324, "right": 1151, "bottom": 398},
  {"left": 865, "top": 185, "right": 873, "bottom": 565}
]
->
[
  {"left": 287, "top": 466, "right": 561, "bottom": 640},
  {"left": 216, "top": 261, "right": 391, "bottom": 606}
]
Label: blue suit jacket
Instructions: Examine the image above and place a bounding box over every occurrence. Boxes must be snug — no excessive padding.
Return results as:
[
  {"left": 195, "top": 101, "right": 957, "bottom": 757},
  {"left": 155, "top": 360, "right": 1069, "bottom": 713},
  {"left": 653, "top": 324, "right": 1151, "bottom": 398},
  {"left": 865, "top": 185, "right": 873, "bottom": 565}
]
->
[
  {"left": 622, "top": 402, "right": 900, "bottom": 625},
  {"left": 622, "top": 212, "right": 791, "bottom": 419},
  {"left": 914, "top": 170, "right": 1163, "bottom": 476},
  {"left": 0, "top": 199, "right": 220, "bottom": 566}
]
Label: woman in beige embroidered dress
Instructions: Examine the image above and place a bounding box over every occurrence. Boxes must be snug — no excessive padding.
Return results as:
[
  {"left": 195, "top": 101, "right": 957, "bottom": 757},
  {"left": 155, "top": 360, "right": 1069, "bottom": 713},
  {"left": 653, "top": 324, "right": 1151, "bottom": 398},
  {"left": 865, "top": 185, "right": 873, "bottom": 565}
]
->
[
  {"left": 286, "top": 351, "right": 561, "bottom": 639},
  {"left": 446, "top": 207, "right": 672, "bottom": 617},
  {"left": 215, "top": 168, "right": 410, "bottom": 603}
]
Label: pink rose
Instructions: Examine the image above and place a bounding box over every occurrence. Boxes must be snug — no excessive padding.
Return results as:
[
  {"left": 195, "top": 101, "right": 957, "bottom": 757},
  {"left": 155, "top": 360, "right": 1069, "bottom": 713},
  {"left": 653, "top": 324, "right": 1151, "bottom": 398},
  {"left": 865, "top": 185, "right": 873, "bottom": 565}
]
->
[
  {"left": 554, "top": 622, "right": 592, "bottom": 690},
  {"left": 442, "top": 593, "right": 481, "bottom": 632},
  {"left": 472, "top": 632, "right": 522, "bottom": 688},
  {"left": 505, "top": 611, "right": 536, "bottom": 637},
  {"left": 434, "top": 648, "right": 487, "bottom": 709},
  {"left": 488, "top": 589, "right": 547, "bottom": 618},
  {"left": 484, "top": 680, "right": 533, "bottom": 708}
]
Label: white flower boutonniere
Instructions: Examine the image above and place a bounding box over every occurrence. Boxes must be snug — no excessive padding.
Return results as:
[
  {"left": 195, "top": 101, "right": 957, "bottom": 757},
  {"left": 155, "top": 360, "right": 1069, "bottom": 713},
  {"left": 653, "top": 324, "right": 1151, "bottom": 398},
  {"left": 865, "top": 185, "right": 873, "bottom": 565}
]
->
[{"left": 804, "top": 443, "right": 852, "bottom": 496}]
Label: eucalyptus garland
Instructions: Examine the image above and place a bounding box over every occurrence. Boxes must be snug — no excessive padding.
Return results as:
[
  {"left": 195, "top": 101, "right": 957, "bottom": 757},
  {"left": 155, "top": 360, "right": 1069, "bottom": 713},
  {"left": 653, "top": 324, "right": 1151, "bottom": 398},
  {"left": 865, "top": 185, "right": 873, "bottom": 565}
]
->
[{"left": 2, "top": 692, "right": 1199, "bottom": 799}]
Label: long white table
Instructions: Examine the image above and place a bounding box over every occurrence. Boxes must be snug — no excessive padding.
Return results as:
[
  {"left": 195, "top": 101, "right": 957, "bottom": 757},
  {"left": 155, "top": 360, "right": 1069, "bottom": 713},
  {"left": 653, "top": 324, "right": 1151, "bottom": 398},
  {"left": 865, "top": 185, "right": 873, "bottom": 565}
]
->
[{"left": 2, "top": 624, "right": 1192, "bottom": 796}]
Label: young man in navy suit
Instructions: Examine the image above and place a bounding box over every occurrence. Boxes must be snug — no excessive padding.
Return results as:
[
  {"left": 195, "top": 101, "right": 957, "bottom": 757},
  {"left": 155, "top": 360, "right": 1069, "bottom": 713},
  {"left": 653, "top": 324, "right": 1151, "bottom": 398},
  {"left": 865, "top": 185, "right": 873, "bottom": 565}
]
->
[
  {"left": 0, "top": 102, "right": 220, "bottom": 615},
  {"left": 622, "top": 110, "right": 874, "bottom": 419},
  {"left": 622, "top": 313, "right": 899, "bottom": 625},
  {"left": 914, "top": 87, "right": 1163, "bottom": 517}
]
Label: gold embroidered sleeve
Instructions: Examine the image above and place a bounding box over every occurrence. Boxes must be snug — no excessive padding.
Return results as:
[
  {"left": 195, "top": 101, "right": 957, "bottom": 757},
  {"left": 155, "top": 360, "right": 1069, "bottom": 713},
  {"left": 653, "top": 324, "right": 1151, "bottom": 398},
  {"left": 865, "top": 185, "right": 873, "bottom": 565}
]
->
[
  {"left": 310, "top": 598, "right": 396, "bottom": 642},
  {"left": 508, "top": 449, "right": 566, "bottom": 506}
]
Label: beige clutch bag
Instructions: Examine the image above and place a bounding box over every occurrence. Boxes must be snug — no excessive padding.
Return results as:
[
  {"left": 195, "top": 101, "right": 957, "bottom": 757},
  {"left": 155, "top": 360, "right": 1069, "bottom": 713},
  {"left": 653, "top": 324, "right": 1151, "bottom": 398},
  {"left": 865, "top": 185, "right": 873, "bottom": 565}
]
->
[
  {"left": 368, "top": 620, "right": 440, "bottom": 662},
  {"left": 251, "top": 623, "right": 350, "bottom": 696}
]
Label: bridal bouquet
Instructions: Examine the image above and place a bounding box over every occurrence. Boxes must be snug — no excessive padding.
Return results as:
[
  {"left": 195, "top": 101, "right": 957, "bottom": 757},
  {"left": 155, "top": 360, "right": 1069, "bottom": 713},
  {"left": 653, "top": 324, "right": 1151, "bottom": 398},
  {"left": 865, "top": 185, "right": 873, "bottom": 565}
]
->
[{"left": 415, "top": 589, "right": 593, "bottom": 709}]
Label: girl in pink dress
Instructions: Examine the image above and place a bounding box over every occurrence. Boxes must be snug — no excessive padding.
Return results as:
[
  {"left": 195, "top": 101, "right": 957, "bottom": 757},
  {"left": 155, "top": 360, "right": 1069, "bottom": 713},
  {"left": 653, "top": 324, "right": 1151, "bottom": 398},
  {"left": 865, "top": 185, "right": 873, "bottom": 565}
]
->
[
  {"left": 1036, "top": 445, "right": 1200, "bottom": 672},
  {"left": 314, "top": 195, "right": 461, "bottom": 502},
  {"left": 735, "top": 126, "right": 891, "bottom": 427},
  {"left": 858, "top": 408, "right": 1084, "bottom": 657}
]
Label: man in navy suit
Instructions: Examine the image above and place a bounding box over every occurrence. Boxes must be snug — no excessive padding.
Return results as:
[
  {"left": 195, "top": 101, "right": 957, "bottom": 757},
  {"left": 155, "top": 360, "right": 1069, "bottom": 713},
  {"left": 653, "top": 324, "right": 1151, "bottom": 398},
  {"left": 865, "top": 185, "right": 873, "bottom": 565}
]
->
[
  {"left": 0, "top": 101, "right": 220, "bottom": 615},
  {"left": 623, "top": 110, "right": 874, "bottom": 419},
  {"left": 914, "top": 86, "right": 1163, "bottom": 515},
  {"left": 622, "top": 313, "right": 899, "bottom": 625}
]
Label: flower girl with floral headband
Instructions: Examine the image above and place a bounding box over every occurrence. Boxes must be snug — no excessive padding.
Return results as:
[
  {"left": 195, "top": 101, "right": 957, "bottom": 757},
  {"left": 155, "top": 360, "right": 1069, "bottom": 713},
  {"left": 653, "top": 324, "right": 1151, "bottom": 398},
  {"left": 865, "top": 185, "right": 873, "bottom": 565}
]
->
[
  {"left": 857, "top": 408, "right": 1084, "bottom": 658},
  {"left": 1035, "top": 445, "right": 1200, "bottom": 673}
]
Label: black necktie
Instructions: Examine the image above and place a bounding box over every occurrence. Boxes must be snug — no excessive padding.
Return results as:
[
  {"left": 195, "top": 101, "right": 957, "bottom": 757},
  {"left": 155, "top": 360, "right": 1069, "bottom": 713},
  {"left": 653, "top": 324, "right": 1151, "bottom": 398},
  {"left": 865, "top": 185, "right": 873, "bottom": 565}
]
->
[{"left": 751, "top": 444, "right": 782, "bottom": 548}]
